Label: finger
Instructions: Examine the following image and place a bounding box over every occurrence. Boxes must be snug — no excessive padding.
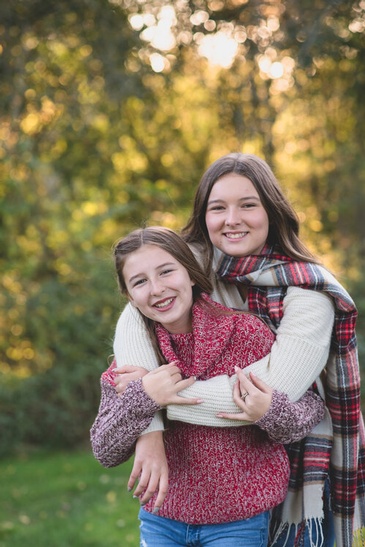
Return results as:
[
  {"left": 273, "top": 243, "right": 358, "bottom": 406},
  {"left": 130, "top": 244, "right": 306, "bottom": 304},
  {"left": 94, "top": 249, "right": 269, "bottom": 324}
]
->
[
  {"left": 166, "top": 377, "right": 201, "bottom": 405},
  {"left": 232, "top": 380, "right": 241, "bottom": 396},
  {"left": 114, "top": 365, "right": 138, "bottom": 374},
  {"left": 234, "top": 367, "right": 253, "bottom": 386},
  {"left": 236, "top": 373, "right": 254, "bottom": 391},
  {"left": 160, "top": 363, "right": 180, "bottom": 373},
  {"left": 232, "top": 382, "right": 247, "bottom": 410},
  {"left": 139, "top": 474, "right": 159, "bottom": 505},
  {"left": 115, "top": 373, "right": 137, "bottom": 385},
  {"left": 216, "top": 412, "right": 248, "bottom": 421},
  {"left": 248, "top": 372, "right": 272, "bottom": 394},
  {"left": 115, "top": 372, "right": 138, "bottom": 385},
  {"left": 115, "top": 377, "right": 135, "bottom": 394},
  {"left": 154, "top": 364, "right": 181, "bottom": 378},
  {"left": 167, "top": 360, "right": 180, "bottom": 368},
  {"left": 177, "top": 376, "right": 196, "bottom": 389},
  {"left": 170, "top": 371, "right": 183, "bottom": 383},
  {"left": 153, "top": 473, "right": 169, "bottom": 512},
  {"left": 128, "top": 461, "right": 142, "bottom": 492},
  {"left": 115, "top": 382, "right": 130, "bottom": 395},
  {"left": 234, "top": 366, "right": 246, "bottom": 378},
  {"left": 171, "top": 396, "right": 203, "bottom": 405},
  {"left": 133, "top": 472, "right": 150, "bottom": 498}
]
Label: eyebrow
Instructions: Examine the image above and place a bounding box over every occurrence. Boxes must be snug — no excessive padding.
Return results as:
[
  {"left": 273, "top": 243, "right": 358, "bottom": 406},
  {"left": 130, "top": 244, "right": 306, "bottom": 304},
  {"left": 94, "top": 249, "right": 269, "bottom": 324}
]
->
[
  {"left": 128, "top": 261, "right": 176, "bottom": 284},
  {"left": 207, "top": 196, "right": 261, "bottom": 204}
]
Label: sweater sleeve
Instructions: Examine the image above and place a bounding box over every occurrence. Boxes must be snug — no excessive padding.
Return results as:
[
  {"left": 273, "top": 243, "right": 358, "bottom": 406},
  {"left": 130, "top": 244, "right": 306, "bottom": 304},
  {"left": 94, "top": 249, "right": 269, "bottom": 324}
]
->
[
  {"left": 166, "top": 287, "right": 335, "bottom": 427},
  {"left": 113, "top": 304, "right": 165, "bottom": 433},
  {"left": 255, "top": 388, "right": 326, "bottom": 444},
  {"left": 90, "top": 378, "right": 161, "bottom": 468}
]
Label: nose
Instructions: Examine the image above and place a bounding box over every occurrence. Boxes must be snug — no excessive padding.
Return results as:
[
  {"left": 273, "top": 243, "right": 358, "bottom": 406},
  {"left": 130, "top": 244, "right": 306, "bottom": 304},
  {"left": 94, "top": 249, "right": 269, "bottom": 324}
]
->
[
  {"left": 149, "top": 278, "right": 165, "bottom": 296},
  {"left": 225, "top": 207, "right": 241, "bottom": 226}
]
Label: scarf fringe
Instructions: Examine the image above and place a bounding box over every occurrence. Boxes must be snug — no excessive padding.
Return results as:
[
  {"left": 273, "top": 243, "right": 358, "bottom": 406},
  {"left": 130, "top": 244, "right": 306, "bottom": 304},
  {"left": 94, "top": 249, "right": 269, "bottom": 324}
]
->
[
  {"left": 270, "top": 519, "right": 365, "bottom": 547},
  {"left": 269, "top": 518, "right": 325, "bottom": 547}
]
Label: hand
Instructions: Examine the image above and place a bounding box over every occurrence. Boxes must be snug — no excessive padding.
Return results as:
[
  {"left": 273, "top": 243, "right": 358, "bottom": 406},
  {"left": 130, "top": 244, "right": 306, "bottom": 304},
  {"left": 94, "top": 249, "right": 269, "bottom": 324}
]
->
[
  {"left": 129, "top": 431, "right": 168, "bottom": 512},
  {"left": 217, "top": 368, "right": 273, "bottom": 422},
  {"left": 142, "top": 362, "right": 202, "bottom": 407},
  {"left": 114, "top": 365, "right": 148, "bottom": 396}
]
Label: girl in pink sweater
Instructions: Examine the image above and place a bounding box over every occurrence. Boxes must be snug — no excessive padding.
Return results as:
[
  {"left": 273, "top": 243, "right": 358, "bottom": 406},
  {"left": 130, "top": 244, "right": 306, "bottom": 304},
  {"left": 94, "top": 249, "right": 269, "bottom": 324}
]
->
[{"left": 91, "top": 227, "right": 325, "bottom": 547}]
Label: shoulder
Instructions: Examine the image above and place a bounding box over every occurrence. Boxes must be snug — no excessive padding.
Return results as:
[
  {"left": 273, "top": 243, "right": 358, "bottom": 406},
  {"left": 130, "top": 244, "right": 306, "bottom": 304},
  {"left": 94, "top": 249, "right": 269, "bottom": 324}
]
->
[
  {"left": 116, "top": 302, "right": 144, "bottom": 329},
  {"left": 234, "top": 311, "right": 274, "bottom": 339},
  {"left": 285, "top": 286, "right": 335, "bottom": 312},
  {"left": 199, "top": 293, "right": 231, "bottom": 313},
  {"left": 199, "top": 293, "right": 272, "bottom": 334},
  {"left": 281, "top": 287, "right": 335, "bottom": 340}
]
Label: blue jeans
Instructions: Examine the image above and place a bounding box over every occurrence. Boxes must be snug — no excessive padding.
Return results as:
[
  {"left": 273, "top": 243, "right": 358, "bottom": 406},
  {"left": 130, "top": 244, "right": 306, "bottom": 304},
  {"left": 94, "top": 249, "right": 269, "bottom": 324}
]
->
[{"left": 139, "top": 508, "right": 269, "bottom": 546}]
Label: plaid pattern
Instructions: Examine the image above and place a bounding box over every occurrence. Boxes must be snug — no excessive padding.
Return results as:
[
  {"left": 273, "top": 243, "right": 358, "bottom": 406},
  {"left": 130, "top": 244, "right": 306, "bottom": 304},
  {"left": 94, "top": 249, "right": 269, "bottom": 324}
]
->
[{"left": 217, "top": 246, "right": 365, "bottom": 547}]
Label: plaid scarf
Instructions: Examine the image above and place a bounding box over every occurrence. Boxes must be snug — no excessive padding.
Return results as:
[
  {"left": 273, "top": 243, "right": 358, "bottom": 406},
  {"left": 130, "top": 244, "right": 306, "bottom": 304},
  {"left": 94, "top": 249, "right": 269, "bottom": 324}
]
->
[{"left": 217, "top": 246, "right": 365, "bottom": 547}]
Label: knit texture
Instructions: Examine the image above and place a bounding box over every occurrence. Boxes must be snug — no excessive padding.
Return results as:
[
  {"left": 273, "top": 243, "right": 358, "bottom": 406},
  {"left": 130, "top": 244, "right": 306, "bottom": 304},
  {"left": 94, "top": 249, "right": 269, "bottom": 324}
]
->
[
  {"left": 166, "top": 284, "right": 334, "bottom": 426},
  {"left": 217, "top": 246, "right": 365, "bottom": 547},
  {"left": 93, "top": 295, "right": 325, "bottom": 525},
  {"left": 143, "top": 295, "right": 290, "bottom": 524},
  {"left": 256, "top": 388, "right": 325, "bottom": 444},
  {"left": 90, "top": 378, "right": 160, "bottom": 466}
]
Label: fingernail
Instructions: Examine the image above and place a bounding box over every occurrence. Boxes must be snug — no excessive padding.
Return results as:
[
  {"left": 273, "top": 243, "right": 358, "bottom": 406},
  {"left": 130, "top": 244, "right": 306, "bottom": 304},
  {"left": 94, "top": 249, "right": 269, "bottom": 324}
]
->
[
  {"left": 127, "top": 486, "right": 132, "bottom": 492},
  {"left": 133, "top": 495, "right": 139, "bottom": 499},
  {"left": 153, "top": 507, "right": 160, "bottom": 514}
]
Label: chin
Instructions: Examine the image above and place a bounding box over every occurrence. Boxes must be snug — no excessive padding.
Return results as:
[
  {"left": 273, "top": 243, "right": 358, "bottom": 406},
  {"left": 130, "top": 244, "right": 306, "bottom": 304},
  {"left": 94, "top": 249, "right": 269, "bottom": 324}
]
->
[{"left": 225, "top": 247, "right": 246, "bottom": 257}]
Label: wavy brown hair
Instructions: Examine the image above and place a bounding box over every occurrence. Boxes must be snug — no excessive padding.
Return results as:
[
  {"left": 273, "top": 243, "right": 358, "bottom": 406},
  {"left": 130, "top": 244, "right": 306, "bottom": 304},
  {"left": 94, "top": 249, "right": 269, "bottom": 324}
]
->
[
  {"left": 113, "top": 226, "right": 213, "bottom": 364},
  {"left": 182, "top": 153, "right": 319, "bottom": 274}
]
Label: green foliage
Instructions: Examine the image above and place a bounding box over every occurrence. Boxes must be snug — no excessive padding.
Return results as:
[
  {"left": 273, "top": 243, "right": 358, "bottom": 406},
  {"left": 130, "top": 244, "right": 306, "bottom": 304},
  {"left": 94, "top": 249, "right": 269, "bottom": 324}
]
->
[
  {"left": 0, "top": 251, "right": 123, "bottom": 457},
  {"left": 1, "top": 0, "right": 365, "bottom": 456},
  {"left": 0, "top": 450, "right": 139, "bottom": 546}
]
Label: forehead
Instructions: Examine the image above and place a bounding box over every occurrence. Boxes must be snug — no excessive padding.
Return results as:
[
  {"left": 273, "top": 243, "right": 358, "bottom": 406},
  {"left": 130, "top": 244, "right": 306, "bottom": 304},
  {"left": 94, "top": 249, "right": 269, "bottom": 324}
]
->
[
  {"left": 122, "top": 244, "right": 176, "bottom": 277},
  {"left": 209, "top": 174, "right": 258, "bottom": 198}
]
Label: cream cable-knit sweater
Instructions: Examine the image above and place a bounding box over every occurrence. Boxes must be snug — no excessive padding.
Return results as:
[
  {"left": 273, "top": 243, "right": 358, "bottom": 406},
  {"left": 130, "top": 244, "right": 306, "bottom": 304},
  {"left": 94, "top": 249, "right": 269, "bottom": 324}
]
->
[{"left": 113, "top": 281, "right": 334, "bottom": 431}]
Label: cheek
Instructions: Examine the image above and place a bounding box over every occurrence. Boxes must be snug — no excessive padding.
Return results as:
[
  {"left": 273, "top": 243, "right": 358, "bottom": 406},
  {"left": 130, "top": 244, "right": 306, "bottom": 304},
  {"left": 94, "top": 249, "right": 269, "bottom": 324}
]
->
[
  {"left": 205, "top": 215, "right": 218, "bottom": 237},
  {"left": 255, "top": 212, "right": 269, "bottom": 232},
  {"left": 127, "top": 289, "right": 144, "bottom": 308}
]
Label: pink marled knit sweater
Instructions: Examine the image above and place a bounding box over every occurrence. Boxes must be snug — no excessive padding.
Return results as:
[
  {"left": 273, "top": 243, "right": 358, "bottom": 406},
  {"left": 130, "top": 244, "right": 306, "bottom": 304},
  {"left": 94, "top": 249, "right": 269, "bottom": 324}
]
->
[{"left": 142, "top": 296, "right": 289, "bottom": 524}]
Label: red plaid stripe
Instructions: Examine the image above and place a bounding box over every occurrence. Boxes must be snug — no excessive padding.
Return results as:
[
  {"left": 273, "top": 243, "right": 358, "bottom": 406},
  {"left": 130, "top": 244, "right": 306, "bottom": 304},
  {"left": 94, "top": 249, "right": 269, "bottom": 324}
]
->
[{"left": 217, "top": 246, "right": 365, "bottom": 545}]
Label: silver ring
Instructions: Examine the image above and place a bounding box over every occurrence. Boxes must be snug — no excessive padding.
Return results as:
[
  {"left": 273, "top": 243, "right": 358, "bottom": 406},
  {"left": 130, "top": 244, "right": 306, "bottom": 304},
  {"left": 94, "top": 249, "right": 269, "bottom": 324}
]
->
[{"left": 241, "top": 391, "right": 249, "bottom": 403}]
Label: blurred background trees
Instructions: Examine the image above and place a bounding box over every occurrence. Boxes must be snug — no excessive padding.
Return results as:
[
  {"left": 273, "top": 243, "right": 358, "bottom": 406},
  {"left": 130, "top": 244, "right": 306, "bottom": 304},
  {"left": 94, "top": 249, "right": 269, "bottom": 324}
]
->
[{"left": 1, "top": 0, "right": 364, "bottom": 456}]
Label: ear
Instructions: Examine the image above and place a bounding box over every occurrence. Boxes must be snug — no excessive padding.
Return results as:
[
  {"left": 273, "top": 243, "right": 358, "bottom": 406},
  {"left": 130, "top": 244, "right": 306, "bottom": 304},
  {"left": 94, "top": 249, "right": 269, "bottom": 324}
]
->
[{"left": 190, "top": 279, "right": 195, "bottom": 287}]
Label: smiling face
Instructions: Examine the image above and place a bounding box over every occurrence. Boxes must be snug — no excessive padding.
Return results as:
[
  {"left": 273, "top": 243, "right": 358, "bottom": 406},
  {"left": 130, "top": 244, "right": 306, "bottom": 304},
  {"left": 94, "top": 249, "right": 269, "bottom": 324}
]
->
[
  {"left": 205, "top": 173, "right": 270, "bottom": 257},
  {"left": 122, "top": 244, "right": 195, "bottom": 334}
]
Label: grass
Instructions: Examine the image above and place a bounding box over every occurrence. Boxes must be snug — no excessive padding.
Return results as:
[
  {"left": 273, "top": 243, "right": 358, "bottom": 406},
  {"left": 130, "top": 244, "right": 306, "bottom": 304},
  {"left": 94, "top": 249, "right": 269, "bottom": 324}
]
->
[
  {"left": 0, "top": 448, "right": 140, "bottom": 547},
  {"left": 4, "top": 448, "right": 364, "bottom": 547}
]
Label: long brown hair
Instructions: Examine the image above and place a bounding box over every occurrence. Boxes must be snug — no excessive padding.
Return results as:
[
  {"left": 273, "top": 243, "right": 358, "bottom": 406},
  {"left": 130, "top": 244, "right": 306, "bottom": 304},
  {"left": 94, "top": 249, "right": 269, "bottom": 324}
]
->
[
  {"left": 113, "top": 226, "right": 213, "bottom": 364},
  {"left": 182, "top": 153, "right": 318, "bottom": 274}
]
